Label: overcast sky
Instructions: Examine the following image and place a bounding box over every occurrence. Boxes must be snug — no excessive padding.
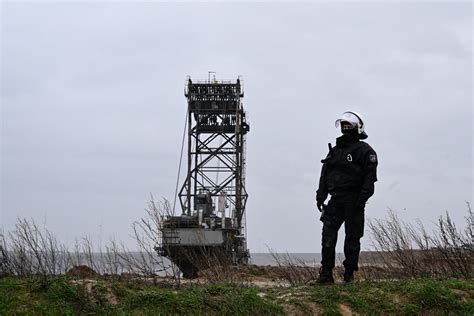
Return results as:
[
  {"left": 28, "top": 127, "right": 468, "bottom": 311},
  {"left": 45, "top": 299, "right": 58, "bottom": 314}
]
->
[{"left": 1, "top": 1, "right": 472, "bottom": 252}]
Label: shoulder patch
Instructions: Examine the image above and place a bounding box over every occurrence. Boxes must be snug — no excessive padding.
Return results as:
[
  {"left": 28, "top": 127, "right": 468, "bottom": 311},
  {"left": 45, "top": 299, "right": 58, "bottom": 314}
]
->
[{"left": 369, "top": 154, "right": 377, "bottom": 163}]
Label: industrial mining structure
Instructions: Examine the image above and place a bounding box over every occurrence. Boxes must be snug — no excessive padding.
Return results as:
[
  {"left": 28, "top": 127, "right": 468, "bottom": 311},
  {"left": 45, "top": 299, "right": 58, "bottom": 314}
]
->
[{"left": 158, "top": 76, "right": 250, "bottom": 278}]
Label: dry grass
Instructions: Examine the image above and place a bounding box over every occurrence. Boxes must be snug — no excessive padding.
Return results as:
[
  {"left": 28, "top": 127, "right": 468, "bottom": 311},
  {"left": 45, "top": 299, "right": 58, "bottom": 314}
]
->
[
  {"left": 367, "top": 204, "right": 473, "bottom": 280},
  {"left": 2, "top": 201, "right": 472, "bottom": 287},
  {"left": 0, "top": 197, "right": 182, "bottom": 286}
]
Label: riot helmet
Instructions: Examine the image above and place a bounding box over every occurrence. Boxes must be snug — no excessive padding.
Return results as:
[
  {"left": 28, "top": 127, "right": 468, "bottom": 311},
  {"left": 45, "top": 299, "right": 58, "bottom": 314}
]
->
[{"left": 335, "top": 111, "right": 368, "bottom": 139}]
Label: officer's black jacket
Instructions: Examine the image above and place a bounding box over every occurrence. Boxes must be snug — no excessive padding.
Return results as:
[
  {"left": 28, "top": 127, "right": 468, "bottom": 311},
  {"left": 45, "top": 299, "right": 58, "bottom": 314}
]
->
[{"left": 316, "top": 134, "right": 378, "bottom": 206}]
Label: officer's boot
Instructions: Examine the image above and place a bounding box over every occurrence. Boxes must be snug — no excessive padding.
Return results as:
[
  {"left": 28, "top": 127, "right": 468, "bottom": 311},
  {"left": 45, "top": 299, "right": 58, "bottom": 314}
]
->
[
  {"left": 314, "top": 267, "right": 334, "bottom": 284},
  {"left": 343, "top": 269, "right": 354, "bottom": 284}
]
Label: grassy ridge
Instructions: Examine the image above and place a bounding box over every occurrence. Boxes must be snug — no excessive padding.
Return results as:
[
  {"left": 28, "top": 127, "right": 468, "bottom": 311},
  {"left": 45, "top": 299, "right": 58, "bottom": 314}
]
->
[
  {"left": 1, "top": 277, "right": 473, "bottom": 315},
  {"left": 268, "top": 279, "right": 474, "bottom": 315},
  {"left": 0, "top": 277, "right": 283, "bottom": 315}
]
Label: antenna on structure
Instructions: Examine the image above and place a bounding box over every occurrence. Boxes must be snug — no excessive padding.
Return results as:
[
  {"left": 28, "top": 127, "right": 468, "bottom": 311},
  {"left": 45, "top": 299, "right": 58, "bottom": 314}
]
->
[{"left": 208, "top": 71, "right": 216, "bottom": 83}]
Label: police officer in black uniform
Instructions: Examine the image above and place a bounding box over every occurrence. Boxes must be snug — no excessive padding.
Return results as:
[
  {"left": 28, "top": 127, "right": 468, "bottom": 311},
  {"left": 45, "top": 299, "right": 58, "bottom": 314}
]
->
[{"left": 314, "top": 111, "right": 378, "bottom": 284}]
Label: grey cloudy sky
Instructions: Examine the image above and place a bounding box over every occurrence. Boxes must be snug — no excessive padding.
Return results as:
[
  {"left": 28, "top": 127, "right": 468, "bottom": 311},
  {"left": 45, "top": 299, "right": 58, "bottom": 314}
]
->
[{"left": 1, "top": 1, "right": 472, "bottom": 252}]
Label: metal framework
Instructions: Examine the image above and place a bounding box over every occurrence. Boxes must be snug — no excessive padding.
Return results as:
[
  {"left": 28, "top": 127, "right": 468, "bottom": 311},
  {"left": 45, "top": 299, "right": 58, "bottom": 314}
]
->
[{"left": 178, "top": 77, "right": 250, "bottom": 230}]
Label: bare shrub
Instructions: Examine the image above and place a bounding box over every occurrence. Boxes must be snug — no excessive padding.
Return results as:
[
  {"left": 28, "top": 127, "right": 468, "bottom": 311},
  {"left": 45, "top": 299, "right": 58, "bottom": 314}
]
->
[
  {"left": 0, "top": 221, "right": 68, "bottom": 277},
  {"left": 109, "top": 196, "right": 181, "bottom": 286},
  {"left": 431, "top": 204, "right": 473, "bottom": 279},
  {"left": 103, "top": 238, "right": 123, "bottom": 276},
  {"left": 1, "top": 229, "right": 10, "bottom": 276},
  {"left": 269, "top": 251, "right": 319, "bottom": 286},
  {"left": 0, "top": 218, "right": 73, "bottom": 279},
  {"left": 81, "top": 235, "right": 101, "bottom": 274},
  {"left": 186, "top": 246, "right": 244, "bottom": 284},
  {"left": 0, "top": 196, "right": 182, "bottom": 286},
  {"left": 368, "top": 204, "right": 473, "bottom": 280}
]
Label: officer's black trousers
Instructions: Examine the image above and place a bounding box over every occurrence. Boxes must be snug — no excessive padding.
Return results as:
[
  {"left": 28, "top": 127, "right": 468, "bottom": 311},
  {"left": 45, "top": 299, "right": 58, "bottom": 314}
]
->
[{"left": 321, "top": 193, "right": 364, "bottom": 272}]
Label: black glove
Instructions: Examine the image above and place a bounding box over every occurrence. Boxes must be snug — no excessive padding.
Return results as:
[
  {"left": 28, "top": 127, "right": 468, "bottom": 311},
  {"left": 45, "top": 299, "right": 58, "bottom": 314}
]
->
[
  {"left": 317, "top": 201, "right": 326, "bottom": 212},
  {"left": 319, "top": 202, "right": 329, "bottom": 222}
]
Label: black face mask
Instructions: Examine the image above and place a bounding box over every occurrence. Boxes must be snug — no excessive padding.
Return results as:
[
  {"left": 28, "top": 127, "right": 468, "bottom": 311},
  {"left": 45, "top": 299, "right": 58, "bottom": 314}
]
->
[{"left": 341, "top": 123, "right": 357, "bottom": 135}]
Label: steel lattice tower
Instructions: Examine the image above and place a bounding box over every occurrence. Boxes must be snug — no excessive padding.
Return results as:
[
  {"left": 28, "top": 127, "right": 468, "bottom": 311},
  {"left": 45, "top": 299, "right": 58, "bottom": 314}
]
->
[
  {"left": 159, "top": 76, "right": 250, "bottom": 278},
  {"left": 178, "top": 77, "right": 249, "bottom": 230}
]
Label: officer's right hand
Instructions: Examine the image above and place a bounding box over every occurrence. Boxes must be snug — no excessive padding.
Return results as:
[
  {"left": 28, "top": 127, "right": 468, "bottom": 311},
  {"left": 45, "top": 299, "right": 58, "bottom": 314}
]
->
[{"left": 317, "top": 201, "right": 326, "bottom": 212}]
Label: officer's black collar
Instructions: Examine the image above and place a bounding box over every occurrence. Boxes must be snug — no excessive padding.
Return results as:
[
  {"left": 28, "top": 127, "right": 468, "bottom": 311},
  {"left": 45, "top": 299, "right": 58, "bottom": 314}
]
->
[{"left": 336, "top": 134, "right": 360, "bottom": 146}]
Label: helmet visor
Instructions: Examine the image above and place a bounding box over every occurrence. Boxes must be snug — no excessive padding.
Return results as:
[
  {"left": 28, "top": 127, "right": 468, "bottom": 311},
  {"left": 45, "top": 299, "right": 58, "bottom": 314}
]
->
[{"left": 335, "top": 112, "right": 361, "bottom": 128}]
